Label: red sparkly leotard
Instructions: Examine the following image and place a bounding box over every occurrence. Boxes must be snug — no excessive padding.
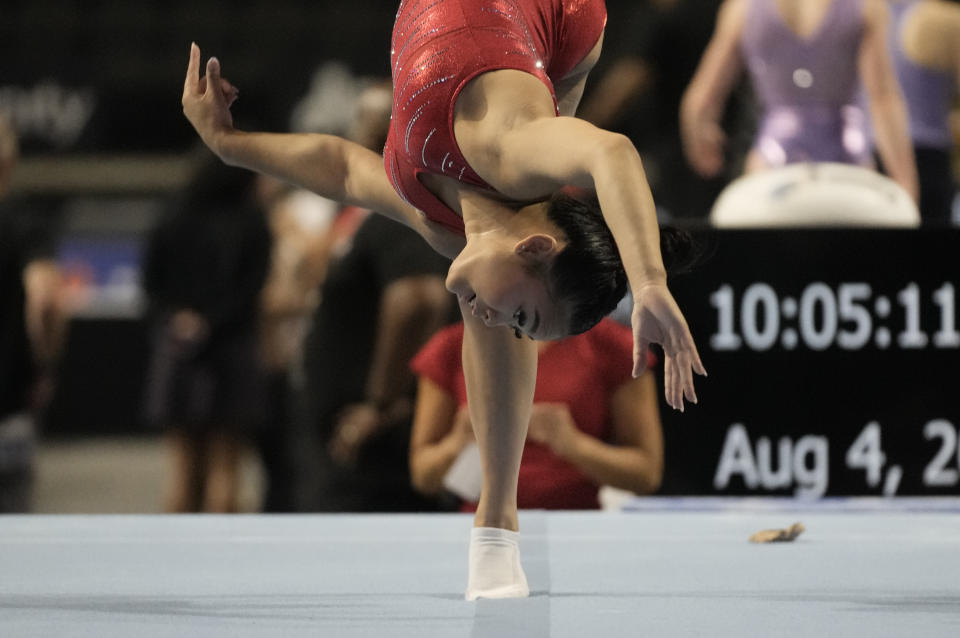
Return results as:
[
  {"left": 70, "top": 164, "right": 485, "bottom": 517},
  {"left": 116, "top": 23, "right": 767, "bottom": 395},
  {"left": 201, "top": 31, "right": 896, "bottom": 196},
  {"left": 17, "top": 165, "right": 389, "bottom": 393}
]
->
[{"left": 383, "top": 0, "right": 607, "bottom": 234}]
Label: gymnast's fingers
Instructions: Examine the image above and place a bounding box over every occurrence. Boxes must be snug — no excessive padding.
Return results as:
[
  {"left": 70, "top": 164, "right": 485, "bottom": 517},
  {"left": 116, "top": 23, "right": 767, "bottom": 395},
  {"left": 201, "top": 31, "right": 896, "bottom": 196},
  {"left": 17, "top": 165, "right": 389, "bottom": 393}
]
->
[
  {"left": 673, "top": 358, "right": 685, "bottom": 412},
  {"left": 184, "top": 42, "right": 201, "bottom": 97},
  {"left": 680, "top": 351, "right": 698, "bottom": 406},
  {"left": 220, "top": 78, "right": 239, "bottom": 106},
  {"left": 685, "top": 331, "right": 707, "bottom": 377},
  {"left": 663, "top": 358, "right": 673, "bottom": 409},
  {"left": 666, "top": 356, "right": 681, "bottom": 412},
  {"left": 206, "top": 57, "right": 223, "bottom": 98},
  {"left": 664, "top": 359, "right": 675, "bottom": 410},
  {"left": 632, "top": 337, "right": 650, "bottom": 378}
]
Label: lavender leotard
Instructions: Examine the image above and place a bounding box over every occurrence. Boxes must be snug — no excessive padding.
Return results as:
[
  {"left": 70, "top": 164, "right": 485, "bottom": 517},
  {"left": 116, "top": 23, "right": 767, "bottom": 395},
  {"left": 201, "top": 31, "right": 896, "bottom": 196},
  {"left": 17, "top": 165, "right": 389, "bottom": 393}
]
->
[
  {"left": 888, "top": 0, "right": 956, "bottom": 221},
  {"left": 741, "top": 0, "right": 870, "bottom": 166},
  {"left": 889, "top": 0, "right": 954, "bottom": 149}
]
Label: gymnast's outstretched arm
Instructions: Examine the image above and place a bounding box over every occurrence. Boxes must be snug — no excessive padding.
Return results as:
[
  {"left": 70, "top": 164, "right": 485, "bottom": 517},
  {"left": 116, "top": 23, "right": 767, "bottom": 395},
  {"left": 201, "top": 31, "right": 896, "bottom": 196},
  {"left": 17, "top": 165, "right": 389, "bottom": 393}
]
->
[
  {"left": 181, "top": 44, "right": 465, "bottom": 259},
  {"left": 456, "top": 71, "right": 706, "bottom": 410}
]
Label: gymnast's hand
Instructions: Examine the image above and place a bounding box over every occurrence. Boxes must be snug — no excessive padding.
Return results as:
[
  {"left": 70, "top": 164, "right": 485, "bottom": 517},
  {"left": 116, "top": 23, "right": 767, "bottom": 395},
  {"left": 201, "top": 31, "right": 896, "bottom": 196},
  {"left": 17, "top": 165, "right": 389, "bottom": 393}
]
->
[
  {"left": 631, "top": 282, "right": 706, "bottom": 412},
  {"left": 182, "top": 43, "right": 240, "bottom": 155}
]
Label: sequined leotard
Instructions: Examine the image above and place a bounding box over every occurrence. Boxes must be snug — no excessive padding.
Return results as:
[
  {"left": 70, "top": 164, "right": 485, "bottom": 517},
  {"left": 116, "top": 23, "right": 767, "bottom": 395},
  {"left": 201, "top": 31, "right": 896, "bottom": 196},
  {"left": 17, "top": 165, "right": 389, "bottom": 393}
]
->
[{"left": 383, "top": 0, "right": 607, "bottom": 234}]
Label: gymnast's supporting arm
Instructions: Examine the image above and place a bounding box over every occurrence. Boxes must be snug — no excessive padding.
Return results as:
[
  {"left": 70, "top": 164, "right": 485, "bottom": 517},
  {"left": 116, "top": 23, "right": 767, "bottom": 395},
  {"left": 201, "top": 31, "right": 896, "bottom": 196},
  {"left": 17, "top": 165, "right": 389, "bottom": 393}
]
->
[
  {"left": 459, "top": 300, "right": 537, "bottom": 531},
  {"left": 860, "top": 0, "right": 919, "bottom": 202}
]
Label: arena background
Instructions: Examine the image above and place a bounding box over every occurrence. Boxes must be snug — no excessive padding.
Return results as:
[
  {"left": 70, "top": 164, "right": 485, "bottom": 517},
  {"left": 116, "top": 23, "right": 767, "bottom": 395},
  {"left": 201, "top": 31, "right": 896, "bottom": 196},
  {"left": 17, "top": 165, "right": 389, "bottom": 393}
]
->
[{"left": 2, "top": 0, "right": 959, "bottom": 502}]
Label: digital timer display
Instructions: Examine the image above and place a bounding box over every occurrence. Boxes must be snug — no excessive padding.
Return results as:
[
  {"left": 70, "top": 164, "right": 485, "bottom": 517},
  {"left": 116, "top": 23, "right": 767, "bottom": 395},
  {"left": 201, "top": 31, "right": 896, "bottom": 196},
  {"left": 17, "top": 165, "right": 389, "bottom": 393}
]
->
[
  {"left": 658, "top": 228, "right": 960, "bottom": 498},
  {"left": 708, "top": 282, "right": 959, "bottom": 351}
]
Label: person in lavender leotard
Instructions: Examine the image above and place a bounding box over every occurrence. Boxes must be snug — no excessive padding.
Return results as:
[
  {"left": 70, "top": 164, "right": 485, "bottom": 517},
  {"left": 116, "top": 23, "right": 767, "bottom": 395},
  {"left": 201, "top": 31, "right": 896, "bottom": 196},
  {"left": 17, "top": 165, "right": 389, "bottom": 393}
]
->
[
  {"left": 181, "top": 0, "right": 706, "bottom": 600},
  {"left": 887, "top": 0, "right": 960, "bottom": 223},
  {"left": 681, "top": 0, "right": 919, "bottom": 202}
]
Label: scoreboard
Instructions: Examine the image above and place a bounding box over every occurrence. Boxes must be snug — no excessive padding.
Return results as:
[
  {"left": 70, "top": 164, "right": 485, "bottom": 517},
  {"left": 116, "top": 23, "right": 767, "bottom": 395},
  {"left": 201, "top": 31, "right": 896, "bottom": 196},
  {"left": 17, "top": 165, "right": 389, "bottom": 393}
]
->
[{"left": 658, "top": 227, "right": 960, "bottom": 497}]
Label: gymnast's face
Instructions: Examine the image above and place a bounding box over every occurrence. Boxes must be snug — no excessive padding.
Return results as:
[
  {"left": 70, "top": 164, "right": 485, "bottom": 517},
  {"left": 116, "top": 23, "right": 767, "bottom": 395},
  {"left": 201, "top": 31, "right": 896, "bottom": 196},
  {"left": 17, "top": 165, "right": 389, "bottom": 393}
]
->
[{"left": 446, "top": 233, "right": 567, "bottom": 340}]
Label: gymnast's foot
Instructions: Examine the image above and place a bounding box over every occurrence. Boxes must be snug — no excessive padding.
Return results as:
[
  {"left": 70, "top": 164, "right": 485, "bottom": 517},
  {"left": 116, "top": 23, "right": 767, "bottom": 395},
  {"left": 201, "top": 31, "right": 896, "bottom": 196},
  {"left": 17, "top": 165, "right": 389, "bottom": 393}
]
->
[{"left": 465, "top": 527, "right": 530, "bottom": 600}]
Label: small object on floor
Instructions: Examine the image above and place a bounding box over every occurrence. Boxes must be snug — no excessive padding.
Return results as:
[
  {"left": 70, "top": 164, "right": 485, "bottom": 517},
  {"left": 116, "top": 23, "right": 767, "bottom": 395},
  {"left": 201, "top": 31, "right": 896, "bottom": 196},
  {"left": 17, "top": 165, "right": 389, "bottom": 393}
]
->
[
  {"left": 466, "top": 526, "right": 530, "bottom": 600},
  {"left": 749, "top": 522, "right": 805, "bottom": 543}
]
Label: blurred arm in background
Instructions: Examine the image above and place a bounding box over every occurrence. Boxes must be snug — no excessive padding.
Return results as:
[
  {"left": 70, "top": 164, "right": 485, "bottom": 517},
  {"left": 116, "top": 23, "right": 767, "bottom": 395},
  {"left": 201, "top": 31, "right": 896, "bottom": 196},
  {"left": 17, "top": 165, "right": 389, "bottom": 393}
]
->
[
  {"left": 22, "top": 260, "right": 67, "bottom": 372},
  {"left": 409, "top": 380, "right": 472, "bottom": 496},
  {"left": 0, "top": 116, "right": 68, "bottom": 408},
  {"left": 328, "top": 275, "right": 453, "bottom": 466},
  {"left": 525, "top": 372, "right": 664, "bottom": 496},
  {"left": 889, "top": 0, "right": 960, "bottom": 222},
  {"left": 860, "top": 0, "right": 918, "bottom": 201},
  {"left": 578, "top": 59, "right": 653, "bottom": 130},
  {"left": 679, "top": 0, "right": 747, "bottom": 178}
]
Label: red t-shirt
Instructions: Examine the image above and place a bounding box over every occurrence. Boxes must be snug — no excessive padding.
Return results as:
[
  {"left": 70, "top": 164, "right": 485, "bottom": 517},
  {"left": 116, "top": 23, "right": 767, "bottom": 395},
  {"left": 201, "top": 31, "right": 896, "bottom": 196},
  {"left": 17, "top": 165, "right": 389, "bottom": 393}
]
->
[{"left": 410, "top": 319, "right": 657, "bottom": 509}]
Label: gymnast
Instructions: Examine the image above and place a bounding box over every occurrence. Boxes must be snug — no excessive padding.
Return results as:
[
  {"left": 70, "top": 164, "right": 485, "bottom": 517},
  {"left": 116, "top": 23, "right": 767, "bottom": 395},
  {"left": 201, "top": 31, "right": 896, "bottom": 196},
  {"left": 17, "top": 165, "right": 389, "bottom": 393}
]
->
[{"left": 182, "top": 0, "right": 705, "bottom": 599}]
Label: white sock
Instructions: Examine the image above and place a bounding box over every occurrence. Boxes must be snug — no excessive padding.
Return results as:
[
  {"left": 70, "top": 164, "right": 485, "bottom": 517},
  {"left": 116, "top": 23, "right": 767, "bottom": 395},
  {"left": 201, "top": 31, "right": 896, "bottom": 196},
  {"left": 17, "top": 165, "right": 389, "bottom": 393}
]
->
[{"left": 465, "top": 527, "right": 530, "bottom": 601}]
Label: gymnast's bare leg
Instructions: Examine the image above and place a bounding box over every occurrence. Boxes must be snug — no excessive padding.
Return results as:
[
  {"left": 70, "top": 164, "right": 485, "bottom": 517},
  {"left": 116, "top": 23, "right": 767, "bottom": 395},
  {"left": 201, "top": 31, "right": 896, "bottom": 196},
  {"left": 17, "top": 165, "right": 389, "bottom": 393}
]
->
[{"left": 460, "top": 303, "right": 537, "bottom": 599}]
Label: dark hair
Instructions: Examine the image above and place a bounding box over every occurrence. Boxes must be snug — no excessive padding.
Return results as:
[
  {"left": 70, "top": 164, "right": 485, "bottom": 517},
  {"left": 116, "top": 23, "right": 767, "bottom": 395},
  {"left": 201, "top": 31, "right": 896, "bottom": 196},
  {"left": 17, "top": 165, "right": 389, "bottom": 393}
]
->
[{"left": 544, "top": 193, "right": 700, "bottom": 336}]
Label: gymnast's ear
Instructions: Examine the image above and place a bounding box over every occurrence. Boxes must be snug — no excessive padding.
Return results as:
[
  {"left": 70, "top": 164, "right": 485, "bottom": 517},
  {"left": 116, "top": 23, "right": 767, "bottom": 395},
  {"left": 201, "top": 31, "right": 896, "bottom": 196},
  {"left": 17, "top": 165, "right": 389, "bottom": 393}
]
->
[{"left": 514, "top": 234, "right": 559, "bottom": 263}]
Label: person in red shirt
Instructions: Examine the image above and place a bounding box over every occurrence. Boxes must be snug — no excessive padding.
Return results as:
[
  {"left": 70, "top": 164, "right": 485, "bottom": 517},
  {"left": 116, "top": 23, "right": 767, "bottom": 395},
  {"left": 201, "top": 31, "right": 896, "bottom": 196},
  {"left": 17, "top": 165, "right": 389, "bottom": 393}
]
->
[{"left": 409, "top": 319, "right": 663, "bottom": 511}]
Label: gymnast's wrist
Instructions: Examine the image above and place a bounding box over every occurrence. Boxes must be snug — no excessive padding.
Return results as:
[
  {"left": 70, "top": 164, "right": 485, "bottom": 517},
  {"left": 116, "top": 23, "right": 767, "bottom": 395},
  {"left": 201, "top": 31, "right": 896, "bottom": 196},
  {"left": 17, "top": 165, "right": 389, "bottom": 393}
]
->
[
  {"left": 212, "top": 129, "right": 246, "bottom": 165},
  {"left": 630, "top": 269, "right": 668, "bottom": 291}
]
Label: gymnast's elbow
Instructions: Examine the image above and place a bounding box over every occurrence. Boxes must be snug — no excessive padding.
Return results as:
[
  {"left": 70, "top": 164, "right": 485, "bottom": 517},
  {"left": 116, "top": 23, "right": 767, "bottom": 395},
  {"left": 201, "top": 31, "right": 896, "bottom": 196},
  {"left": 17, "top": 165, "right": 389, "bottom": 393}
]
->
[{"left": 589, "top": 131, "right": 644, "bottom": 179}]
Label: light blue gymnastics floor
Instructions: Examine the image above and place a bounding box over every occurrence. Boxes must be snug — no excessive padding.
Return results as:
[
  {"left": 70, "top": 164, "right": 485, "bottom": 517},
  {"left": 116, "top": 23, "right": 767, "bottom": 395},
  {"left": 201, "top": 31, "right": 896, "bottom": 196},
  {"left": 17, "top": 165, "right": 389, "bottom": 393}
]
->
[{"left": 1, "top": 499, "right": 959, "bottom": 637}]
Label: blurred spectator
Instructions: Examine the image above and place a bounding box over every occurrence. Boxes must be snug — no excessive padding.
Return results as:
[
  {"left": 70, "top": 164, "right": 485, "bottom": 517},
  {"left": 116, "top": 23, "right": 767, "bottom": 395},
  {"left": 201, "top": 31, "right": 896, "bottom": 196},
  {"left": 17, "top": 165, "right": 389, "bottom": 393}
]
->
[
  {"left": 254, "top": 80, "right": 402, "bottom": 512},
  {"left": 142, "top": 159, "right": 271, "bottom": 513},
  {"left": 579, "top": 0, "right": 747, "bottom": 221},
  {"left": 681, "top": 0, "right": 919, "bottom": 202},
  {"left": 255, "top": 174, "right": 334, "bottom": 512},
  {"left": 408, "top": 319, "right": 663, "bottom": 510},
  {"left": 0, "top": 116, "right": 67, "bottom": 512},
  {"left": 295, "top": 79, "right": 396, "bottom": 283},
  {"left": 299, "top": 212, "right": 455, "bottom": 512},
  {"left": 886, "top": 0, "right": 960, "bottom": 223}
]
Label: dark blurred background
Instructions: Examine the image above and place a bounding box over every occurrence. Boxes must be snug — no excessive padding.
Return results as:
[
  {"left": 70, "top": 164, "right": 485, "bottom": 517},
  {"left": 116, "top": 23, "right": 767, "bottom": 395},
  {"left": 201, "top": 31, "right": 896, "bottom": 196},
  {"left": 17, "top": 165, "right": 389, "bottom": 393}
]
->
[{"left": 1, "top": 0, "right": 958, "bottom": 512}]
